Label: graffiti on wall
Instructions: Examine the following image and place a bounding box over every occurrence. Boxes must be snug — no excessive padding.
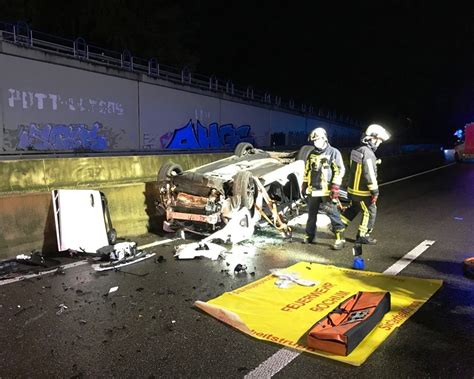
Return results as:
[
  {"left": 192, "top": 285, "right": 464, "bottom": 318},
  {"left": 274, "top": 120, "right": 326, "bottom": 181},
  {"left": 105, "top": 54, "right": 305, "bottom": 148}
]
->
[
  {"left": 162, "top": 119, "right": 254, "bottom": 150},
  {"left": 7, "top": 88, "right": 125, "bottom": 116},
  {"left": 142, "top": 119, "right": 254, "bottom": 150},
  {"left": 4, "top": 122, "right": 125, "bottom": 151}
]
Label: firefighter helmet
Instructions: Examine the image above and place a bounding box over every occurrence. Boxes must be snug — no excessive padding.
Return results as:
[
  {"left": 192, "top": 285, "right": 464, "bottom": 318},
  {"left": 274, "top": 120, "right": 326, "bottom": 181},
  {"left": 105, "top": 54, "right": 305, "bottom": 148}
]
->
[
  {"left": 365, "top": 124, "right": 390, "bottom": 142},
  {"left": 362, "top": 124, "right": 390, "bottom": 151},
  {"left": 308, "top": 127, "right": 328, "bottom": 152}
]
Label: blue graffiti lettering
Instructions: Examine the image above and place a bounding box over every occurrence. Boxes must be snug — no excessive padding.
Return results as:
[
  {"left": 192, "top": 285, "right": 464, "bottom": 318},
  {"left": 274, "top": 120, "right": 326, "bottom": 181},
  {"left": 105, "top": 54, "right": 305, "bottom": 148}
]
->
[
  {"left": 166, "top": 120, "right": 200, "bottom": 149},
  {"left": 166, "top": 120, "right": 254, "bottom": 150},
  {"left": 197, "top": 121, "right": 221, "bottom": 148},
  {"left": 17, "top": 122, "right": 108, "bottom": 150}
]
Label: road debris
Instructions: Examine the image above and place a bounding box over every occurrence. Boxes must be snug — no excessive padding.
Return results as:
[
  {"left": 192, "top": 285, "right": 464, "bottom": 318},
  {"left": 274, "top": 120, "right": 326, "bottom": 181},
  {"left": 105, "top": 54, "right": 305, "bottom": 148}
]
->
[
  {"left": 108, "top": 286, "right": 119, "bottom": 294},
  {"left": 15, "top": 304, "right": 34, "bottom": 316},
  {"left": 156, "top": 255, "right": 166, "bottom": 263},
  {"left": 234, "top": 264, "right": 247, "bottom": 273},
  {"left": 270, "top": 269, "right": 317, "bottom": 288},
  {"left": 92, "top": 245, "right": 156, "bottom": 271},
  {"left": 56, "top": 303, "right": 68, "bottom": 315},
  {"left": 174, "top": 242, "right": 226, "bottom": 260},
  {"left": 52, "top": 189, "right": 116, "bottom": 253}
]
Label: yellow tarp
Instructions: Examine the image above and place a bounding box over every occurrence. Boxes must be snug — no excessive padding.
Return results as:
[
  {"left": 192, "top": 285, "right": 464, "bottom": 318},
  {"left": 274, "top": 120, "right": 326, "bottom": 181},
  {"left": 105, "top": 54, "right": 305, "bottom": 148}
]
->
[{"left": 195, "top": 262, "right": 442, "bottom": 366}]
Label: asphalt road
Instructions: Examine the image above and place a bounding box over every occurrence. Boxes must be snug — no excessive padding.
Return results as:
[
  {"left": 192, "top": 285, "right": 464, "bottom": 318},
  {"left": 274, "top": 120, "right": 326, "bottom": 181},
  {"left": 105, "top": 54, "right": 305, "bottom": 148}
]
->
[{"left": 1, "top": 162, "right": 473, "bottom": 378}]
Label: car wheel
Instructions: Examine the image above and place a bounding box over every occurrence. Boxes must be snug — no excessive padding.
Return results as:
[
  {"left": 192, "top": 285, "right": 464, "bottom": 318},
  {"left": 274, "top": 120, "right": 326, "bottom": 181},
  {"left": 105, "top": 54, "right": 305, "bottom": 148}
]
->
[
  {"left": 234, "top": 142, "right": 254, "bottom": 157},
  {"left": 233, "top": 171, "right": 256, "bottom": 210},
  {"left": 157, "top": 162, "right": 183, "bottom": 182},
  {"left": 296, "top": 145, "right": 314, "bottom": 161}
]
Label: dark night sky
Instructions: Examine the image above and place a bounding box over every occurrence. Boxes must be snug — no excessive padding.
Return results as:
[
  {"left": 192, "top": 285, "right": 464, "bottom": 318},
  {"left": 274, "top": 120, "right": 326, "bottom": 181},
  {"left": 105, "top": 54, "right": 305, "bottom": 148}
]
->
[{"left": 2, "top": 0, "right": 473, "bottom": 143}]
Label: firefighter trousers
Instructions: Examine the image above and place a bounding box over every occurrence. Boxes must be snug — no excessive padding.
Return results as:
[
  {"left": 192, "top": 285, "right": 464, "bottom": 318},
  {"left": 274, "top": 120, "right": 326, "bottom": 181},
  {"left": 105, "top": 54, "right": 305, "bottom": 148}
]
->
[
  {"left": 340, "top": 197, "right": 377, "bottom": 236},
  {"left": 305, "top": 196, "right": 345, "bottom": 240}
]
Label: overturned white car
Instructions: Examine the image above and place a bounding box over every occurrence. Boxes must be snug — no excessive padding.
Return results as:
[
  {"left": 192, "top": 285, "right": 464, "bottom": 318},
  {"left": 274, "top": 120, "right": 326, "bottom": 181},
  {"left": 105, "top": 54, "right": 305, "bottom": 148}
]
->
[{"left": 156, "top": 142, "right": 315, "bottom": 238}]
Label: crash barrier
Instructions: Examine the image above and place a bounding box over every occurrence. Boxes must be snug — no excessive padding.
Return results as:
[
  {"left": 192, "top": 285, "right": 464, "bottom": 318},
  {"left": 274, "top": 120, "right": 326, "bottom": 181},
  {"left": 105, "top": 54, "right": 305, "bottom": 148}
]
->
[
  {"left": 195, "top": 262, "right": 442, "bottom": 366},
  {"left": 0, "top": 149, "right": 446, "bottom": 259}
]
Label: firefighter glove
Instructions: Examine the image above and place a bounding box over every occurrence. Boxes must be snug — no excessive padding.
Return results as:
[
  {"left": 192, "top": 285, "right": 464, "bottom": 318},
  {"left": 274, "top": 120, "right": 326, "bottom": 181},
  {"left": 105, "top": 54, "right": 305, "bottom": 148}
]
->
[
  {"left": 371, "top": 195, "right": 378, "bottom": 204},
  {"left": 330, "top": 184, "right": 340, "bottom": 200},
  {"left": 301, "top": 182, "right": 308, "bottom": 197}
]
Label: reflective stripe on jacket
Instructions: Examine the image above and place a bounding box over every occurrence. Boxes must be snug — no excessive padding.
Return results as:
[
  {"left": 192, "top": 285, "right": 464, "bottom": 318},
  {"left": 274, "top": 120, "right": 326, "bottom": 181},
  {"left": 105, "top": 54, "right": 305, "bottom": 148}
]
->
[
  {"left": 303, "top": 145, "right": 345, "bottom": 197},
  {"left": 347, "top": 145, "right": 379, "bottom": 198}
]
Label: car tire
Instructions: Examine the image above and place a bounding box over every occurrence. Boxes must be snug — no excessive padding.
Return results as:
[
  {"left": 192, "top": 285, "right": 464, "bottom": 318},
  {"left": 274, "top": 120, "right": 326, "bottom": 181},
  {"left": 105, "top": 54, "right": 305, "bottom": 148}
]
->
[
  {"left": 234, "top": 142, "right": 254, "bottom": 157},
  {"left": 296, "top": 145, "right": 314, "bottom": 161},
  {"left": 157, "top": 162, "right": 183, "bottom": 182},
  {"left": 233, "top": 171, "right": 256, "bottom": 210}
]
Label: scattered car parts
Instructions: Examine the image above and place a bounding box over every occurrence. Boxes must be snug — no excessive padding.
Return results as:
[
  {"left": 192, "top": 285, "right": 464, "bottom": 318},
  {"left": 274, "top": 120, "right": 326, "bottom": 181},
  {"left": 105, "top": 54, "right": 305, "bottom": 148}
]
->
[{"left": 52, "top": 189, "right": 117, "bottom": 253}]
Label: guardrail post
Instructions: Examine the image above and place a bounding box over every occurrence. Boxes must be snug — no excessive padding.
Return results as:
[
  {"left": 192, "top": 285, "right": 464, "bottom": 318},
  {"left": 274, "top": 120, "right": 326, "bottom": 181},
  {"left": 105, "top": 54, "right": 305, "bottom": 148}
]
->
[
  {"left": 301, "top": 103, "right": 307, "bottom": 112},
  {"left": 148, "top": 58, "right": 159, "bottom": 77},
  {"left": 246, "top": 87, "right": 254, "bottom": 99},
  {"left": 264, "top": 93, "right": 271, "bottom": 104},
  {"left": 226, "top": 80, "right": 234, "bottom": 95},
  {"left": 274, "top": 96, "right": 281, "bottom": 106},
  {"left": 121, "top": 49, "right": 133, "bottom": 71},
  {"left": 209, "top": 75, "right": 218, "bottom": 90},
  {"left": 181, "top": 66, "right": 192, "bottom": 84},
  {"left": 74, "top": 37, "right": 87, "bottom": 59},
  {"left": 15, "top": 21, "right": 31, "bottom": 46},
  {"left": 289, "top": 99, "right": 295, "bottom": 109}
]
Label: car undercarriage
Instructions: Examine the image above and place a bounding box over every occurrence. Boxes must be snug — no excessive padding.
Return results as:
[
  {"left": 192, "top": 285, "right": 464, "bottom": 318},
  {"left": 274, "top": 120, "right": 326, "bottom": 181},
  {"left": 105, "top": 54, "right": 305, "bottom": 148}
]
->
[{"left": 156, "top": 143, "right": 313, "bottom": 238}]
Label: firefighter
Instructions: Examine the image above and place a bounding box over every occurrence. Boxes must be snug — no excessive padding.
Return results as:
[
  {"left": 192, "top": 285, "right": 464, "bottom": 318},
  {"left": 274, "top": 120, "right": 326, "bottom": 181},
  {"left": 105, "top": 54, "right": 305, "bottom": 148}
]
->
[
  {"left": 341, "top": 124, "right": 391, "bottom": 244},
  {"left": 301, "top": 127, "right": 346, "bottom": 250}
]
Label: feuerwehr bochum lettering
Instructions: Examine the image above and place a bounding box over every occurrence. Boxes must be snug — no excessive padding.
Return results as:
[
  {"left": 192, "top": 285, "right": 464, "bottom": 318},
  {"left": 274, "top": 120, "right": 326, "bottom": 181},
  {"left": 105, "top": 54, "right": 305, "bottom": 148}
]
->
[{"left": 166, "top": 119, "right": 254, "bottom": 150}]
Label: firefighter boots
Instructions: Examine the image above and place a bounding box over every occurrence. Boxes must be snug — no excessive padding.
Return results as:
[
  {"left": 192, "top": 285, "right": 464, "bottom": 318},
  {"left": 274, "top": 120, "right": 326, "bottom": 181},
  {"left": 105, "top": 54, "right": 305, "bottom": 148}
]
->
[
  {"left": 302, "top": 235, "right": 315, "bottom": 244},
  {"left": 331, "top": 230, "right": 346, "bottom": 250},
  {"left": 356, "top": 234, "right": 377, "bottom": 245}
]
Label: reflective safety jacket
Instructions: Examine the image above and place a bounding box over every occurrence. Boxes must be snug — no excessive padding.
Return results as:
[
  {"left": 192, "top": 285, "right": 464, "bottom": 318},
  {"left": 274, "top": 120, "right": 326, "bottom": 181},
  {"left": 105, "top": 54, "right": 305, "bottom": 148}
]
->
[
  {"left": 347, "top": 145, "right": 379, "bottom": 199},
  {"left": 303, "top": 145, "right": 345, "bottom": 197}
]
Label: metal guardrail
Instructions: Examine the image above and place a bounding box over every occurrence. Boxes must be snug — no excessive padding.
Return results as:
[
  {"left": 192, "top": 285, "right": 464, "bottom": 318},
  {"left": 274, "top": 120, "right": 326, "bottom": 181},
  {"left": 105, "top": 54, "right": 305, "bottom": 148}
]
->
[{"left": 0, "top": 21, "right": 361, "bottom": 127}]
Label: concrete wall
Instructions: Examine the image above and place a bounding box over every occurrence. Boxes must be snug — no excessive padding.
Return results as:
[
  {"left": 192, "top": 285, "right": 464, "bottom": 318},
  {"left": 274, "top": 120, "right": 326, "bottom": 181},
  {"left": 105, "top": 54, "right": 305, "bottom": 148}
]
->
[{"left": 0, "top": 43, "right": 360, "bottom": 154}]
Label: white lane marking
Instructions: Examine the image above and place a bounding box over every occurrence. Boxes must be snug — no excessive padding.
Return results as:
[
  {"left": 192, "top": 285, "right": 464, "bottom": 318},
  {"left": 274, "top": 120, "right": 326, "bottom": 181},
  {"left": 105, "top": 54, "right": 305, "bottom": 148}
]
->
[
  {"left": 383, "top": 240, "right": 435, "bottom": 276},
  {"left": 245, "top": 240, "right": 436, "bottom": 378},
  {"left": 380, "top": 163, "right": 455, "bottom": 187},
  {"left": 0, "top": 238, "right": 180, "bottom": 286},
  {"left": 0, "top": 260, "right": 89, "bottom": 286},
  {"left": 245, "top": 348, "right": 301, "bottom": 378}
]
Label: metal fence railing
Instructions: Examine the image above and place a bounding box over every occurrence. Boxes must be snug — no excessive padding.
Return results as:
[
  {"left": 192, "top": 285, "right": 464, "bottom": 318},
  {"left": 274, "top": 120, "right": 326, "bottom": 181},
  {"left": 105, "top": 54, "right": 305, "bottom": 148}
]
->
[{"left": 0, "top": 21, "right": 361, "bottom": 128}]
